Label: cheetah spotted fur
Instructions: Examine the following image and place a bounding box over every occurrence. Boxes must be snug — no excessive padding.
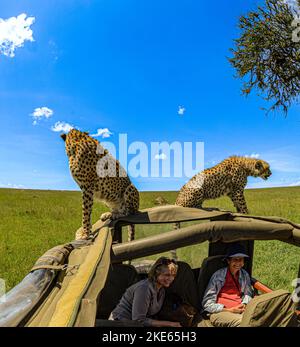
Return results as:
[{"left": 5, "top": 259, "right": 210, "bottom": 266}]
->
[
  {"left": 61, "top": 129, "right": 139, "bottom": 240},
  {"left": 176, "top": 156, "right": 272, "bottom": 213}
]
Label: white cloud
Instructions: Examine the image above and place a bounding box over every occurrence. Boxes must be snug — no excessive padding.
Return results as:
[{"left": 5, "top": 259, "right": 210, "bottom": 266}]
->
[
  {"left": 283, "top": 0, "right": 300, "bottom": 13},
  {"left": 262, "top": 146, "right": 300, "bottom": 173},
  {"left": 48, "top": 39, "right": 59, "bottom": 61},
  {"left": 0, "top": 182, "right": 25, "bottom": 189},
  {"left": 91, "top": 128, "right": 113, "bottom": 138},
  {"left": 31, "top": 107, "right": 54, "bottom": 125},
  {"left": 289, "top": 181, "right": 300, "bottom": 187},
  {"left": 51, "top": 121, "right": 74, "bottom": 133},
  {"left": 155, "top": 153, "right": 167, "bottom": 160},
  {"left": 0, "top": 13, "right": 35, "bottom": 57},
  {"left": 247, "top": 179, "right": 300, "bottom": 189},
  {"left": 178, "top": 106, "right": 185, "bottom": 115},
  {"left": 206, "top": 160, "right": 217, "bottom": 167},
  {"left": 245, "top": 153, "right": 260, "bottom": 159}
]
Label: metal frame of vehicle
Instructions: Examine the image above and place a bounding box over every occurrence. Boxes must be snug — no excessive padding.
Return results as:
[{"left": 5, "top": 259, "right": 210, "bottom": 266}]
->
[{"left": 0, "top": 205, "right": 299, "bottom": 327}]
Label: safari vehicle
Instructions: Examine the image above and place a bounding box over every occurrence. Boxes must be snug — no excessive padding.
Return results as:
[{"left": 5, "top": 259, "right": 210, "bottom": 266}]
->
[{"left": 0, "top": 205, "right": 299, "bottom": 327}]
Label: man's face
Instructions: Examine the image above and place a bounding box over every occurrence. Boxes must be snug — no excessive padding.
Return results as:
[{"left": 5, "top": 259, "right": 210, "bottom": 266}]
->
[{"left": 227, "top": 257, "right": 245, "bottom": 274}]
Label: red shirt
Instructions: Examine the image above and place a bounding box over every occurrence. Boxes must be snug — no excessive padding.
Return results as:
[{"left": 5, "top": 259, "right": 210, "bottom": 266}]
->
[{"left": 217, "top": 269, "right": 242, "bottom": 308}]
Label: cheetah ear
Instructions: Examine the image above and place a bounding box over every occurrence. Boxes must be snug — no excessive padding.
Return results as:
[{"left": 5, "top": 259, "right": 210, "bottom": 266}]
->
[
  {"left": 61, "top": 133, "right": 67, "bottom": 142},
  {"left": 98, "top": 149, "right": 108, "bottom": 158},
  {"left": 255, "top": 160, "right": 263, "bottom": 170}
]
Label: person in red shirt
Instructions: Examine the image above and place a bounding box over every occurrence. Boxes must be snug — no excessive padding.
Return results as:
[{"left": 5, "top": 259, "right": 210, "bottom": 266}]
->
[
  {"left": 202, "top": 244, "right": 253, "bottom": 327},
  {"left": 217, "top": 256, "right": 246, "bottom": 312}
]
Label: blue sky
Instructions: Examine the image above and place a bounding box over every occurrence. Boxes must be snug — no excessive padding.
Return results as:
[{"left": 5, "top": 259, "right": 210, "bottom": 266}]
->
[{"left": 0, "top": 0, "right": 299, "bottom": 191}]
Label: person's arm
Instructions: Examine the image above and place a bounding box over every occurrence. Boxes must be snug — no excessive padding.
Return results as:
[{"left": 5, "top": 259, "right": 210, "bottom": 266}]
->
[
  {"left": 202, "top": 271, "right": 225, "bottom": 314},
  {"left": 222, "top": 304, "right": 245, "bottom": 314},
  {"left": 132, "top": 284, "right": 182, "bottom": 327},
  {"left": 131, "top": 284, "right": 153, "bottom": 326},
  {"left": 150, "top": 319, "right": 181, "bottom": 327},
  {"left": 241, "top": 270, "right": 253, "bottom": 305}
]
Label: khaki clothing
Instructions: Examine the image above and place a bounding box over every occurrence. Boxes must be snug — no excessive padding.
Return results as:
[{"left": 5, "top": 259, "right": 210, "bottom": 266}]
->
[
  {"left": 210, "top": 311, "right": 243, "bottom": 327},
  {"left": 240, "top": 289, "right": 297, "bottom": 327},
  {"left": 208, "top": 290, "right": 298, "bottom": 327}
]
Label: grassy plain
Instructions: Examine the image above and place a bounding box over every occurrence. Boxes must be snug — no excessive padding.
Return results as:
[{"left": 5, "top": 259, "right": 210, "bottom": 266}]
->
[{"left": 0, "top": 186, "right": 299, "bottom": 292}]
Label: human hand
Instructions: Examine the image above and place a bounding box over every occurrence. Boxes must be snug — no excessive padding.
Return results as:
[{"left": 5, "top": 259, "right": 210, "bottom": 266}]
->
[
  {"left": 227, "top": 304, "right": 245, "bottom": 314},
  {"left": 169, "top": 322, "right": 182, "bottom": 327},
  {"left": 152, "top": 319, "right": 182, "bottom": 328}
]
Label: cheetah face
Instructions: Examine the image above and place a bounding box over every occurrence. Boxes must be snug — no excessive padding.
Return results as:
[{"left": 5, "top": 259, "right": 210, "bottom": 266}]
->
[
  {"left": 61, "top": 131, "right": 77, "bottom": 158},
  {"left": 255, "top": 160, "right": 272, "bottom": 180},
  {"left": 61, "top": 129, "right": 90, "bottom": 159}
]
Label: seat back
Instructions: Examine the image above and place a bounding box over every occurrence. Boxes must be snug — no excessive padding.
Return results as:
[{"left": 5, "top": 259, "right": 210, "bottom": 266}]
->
[
  {"left": 197, "top": 255, "right": 226, "bottom": 308},
  {"left": 166, "top": 261, "right": 200, "bottom": 310},
  {"left": 96, "top": 264, "right": 139, "bottom": 319}
]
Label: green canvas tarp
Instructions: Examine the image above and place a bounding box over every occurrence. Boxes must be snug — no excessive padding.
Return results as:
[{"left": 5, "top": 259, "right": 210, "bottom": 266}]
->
[
  {"left": 111, "top": 207, "right": 300, "bottom": 262},
  {"left": 0, "top": 222, "right": 112, "bottom": 327},
  {"left": 0, "top": 205, "right": 299, "bottom": 327}
]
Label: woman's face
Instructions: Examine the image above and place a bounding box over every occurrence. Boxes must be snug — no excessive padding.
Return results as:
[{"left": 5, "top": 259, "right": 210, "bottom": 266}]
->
[
  {"left": 227, "top": 257, "right": 245, "bottom": 274},
  {"left": 156, "top": 265, "right": 176, "bottom": 288}
]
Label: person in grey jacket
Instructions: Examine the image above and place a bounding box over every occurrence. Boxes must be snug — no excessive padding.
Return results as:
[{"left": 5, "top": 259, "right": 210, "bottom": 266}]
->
[
  {"left": 110, "top": 257, "right": 182, "bottom": 327},
  {"left": 202, "top": 243, "right": 253, "bottom": 327}
]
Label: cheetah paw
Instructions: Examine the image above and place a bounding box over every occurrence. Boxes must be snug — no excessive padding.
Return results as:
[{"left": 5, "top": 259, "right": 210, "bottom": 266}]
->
[{"left": 100, "top": 212, "right": 113, "bottom": 221}]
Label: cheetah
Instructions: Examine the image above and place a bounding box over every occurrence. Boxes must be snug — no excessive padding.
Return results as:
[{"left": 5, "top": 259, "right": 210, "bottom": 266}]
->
[
  {"left": 170, "top": 156, "right": 271, "bottom": 259},
  {"left": 175, "top": 156, "right": 272, "bottom": 213},
  {"left": 61, "top": 129, "right": 139, "bottom": 240}
]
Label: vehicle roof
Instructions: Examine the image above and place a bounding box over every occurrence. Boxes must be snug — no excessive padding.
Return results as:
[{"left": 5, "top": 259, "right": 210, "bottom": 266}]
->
[
  {"left": 107, "top": 205, "right": 300, "bottom": 262},
  {"left": 110, "top": 204, "right": 300, "bottom": 228},
  {"left": 110, "top": 205, "right": 231, "bottom": 225}
]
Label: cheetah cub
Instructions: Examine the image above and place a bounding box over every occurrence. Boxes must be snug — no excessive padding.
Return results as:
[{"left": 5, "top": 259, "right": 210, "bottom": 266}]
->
[
  {"left": 61, "top": 129, "right": 139, "bottom": 240},
  {"left": 176, "top": 156, "right": 272, "bottom": 213}
]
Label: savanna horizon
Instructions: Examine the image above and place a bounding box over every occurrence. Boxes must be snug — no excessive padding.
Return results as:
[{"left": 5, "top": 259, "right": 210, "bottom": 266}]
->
[{"left": 0, "top": 186, "right": 299, "bottom": 293}]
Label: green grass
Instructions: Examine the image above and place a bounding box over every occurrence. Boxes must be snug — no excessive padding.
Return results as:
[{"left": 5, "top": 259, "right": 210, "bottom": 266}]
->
[{"left": 0, "top": 187, "right": 300, "bottom": 292}]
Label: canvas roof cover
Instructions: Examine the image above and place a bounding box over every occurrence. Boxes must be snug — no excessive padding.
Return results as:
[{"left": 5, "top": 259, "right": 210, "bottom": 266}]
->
[{"left": 0, "top": 205, "right": 299, "bottom": 327}]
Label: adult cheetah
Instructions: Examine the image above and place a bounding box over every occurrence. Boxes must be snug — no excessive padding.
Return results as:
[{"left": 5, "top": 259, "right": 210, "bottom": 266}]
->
[
  {"left": 175, "top": 156, "right": 272, "bottom": 213},
  {"left": 61, "top": 129, "right": 139, "bottom": 240}
]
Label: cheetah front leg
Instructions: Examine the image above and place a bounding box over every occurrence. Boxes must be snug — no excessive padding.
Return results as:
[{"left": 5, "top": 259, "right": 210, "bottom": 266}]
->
[
  {"left": 229, "top": 190, "right": 249, "bottom": 214},
  {"left": 76, "top": 188, "right": 94, "bottom": 240},
  {"left": 123, "top": 184, "right": 139, "bottom": 214}
]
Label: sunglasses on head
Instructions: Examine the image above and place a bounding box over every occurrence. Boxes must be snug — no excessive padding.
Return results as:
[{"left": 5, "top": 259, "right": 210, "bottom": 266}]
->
[{"left": 157, "top": 257, "right": 177, "bottom": 266}]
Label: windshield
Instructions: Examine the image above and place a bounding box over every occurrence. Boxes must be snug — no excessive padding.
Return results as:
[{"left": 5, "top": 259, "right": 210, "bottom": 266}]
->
[{"left": 0, "top": 269, "right": 54, "bottom": 327}]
